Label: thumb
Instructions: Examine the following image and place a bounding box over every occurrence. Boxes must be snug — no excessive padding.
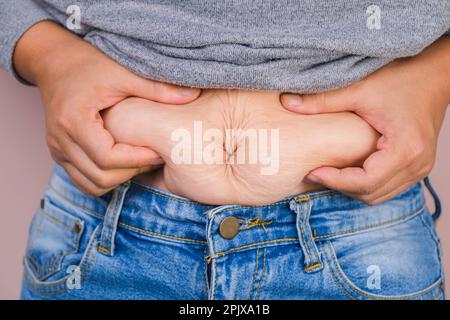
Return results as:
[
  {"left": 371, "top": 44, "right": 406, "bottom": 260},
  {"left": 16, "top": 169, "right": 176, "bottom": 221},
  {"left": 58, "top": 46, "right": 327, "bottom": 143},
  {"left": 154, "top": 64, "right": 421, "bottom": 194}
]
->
[
  {"left": 280, "top": 85, "right": 359, "bottom": 114},
  {"left": 128, "top": 75, "right": 201, "bottom": 105}
]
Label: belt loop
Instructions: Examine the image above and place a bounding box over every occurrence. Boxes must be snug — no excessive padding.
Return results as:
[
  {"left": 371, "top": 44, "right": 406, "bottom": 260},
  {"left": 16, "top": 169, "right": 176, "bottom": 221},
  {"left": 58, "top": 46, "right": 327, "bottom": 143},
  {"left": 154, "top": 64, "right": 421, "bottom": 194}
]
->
[
  {"left": 423, "top": 177, "right": 442, "bottom": 222},
  {"left": 289, "top": 197, "right": 323, "bottom": 273},
  {"left": 97, "top": 181, "right": 131, "bottom": 257}
]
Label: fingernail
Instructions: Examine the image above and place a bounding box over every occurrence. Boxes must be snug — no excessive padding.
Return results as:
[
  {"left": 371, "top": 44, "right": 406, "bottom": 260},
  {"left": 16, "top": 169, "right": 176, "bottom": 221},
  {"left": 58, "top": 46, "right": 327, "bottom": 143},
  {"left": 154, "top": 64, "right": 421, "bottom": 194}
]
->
[
  {"left": 177, "top": 88, "right": 200, "bottom": 98},
  {"left": 283, "top": 94, "right": 303, "bottom": 108},
  {"left": 305, "top": 174, "right": 321, "bottom": 184}
]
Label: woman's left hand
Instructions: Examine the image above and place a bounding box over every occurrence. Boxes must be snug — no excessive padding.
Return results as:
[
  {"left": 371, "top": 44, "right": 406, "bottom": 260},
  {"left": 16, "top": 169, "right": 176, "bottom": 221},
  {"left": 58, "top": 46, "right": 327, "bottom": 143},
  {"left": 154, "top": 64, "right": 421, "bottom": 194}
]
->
[{"left": 280, "top": 36, "right": 450, "bottom": 205}]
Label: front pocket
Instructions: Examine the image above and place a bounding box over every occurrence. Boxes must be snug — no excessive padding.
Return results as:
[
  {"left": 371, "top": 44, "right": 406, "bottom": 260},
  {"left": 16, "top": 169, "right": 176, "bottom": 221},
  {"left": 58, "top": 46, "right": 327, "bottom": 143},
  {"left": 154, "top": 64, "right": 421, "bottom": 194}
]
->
[
  {"left": 321, "top": 210, "right": 444, "bottom": 300},
  {"left": 25, "top": 198, "right": 84, "bottom": 281}
]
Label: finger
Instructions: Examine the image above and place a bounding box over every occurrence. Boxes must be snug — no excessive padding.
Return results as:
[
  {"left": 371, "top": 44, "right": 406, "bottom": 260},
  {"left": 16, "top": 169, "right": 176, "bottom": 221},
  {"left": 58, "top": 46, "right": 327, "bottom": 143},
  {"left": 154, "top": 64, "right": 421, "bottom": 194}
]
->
[
  {"left": 346, "top": 163, "right": 419, "bottom": 204},
  {"left": 62, "top": 162, "right": 113, "bottom": 196},
  {"left": 67, "top": 111, "right": 163, "bottom": 170},
  {"left": 357, "top": 179, "right": 416, "bottom": 205},
  {"left": 280, "top": 84, "right": 360, "bottom": 114},
  {"left": 305, "top": 147, "right": 404, "bottom": 195},
  {"left": 127, "top": 76, "right": 201, "bottom": 105},
  {"left": 60, "top": 135, "right": 155, "bottom": 189}
]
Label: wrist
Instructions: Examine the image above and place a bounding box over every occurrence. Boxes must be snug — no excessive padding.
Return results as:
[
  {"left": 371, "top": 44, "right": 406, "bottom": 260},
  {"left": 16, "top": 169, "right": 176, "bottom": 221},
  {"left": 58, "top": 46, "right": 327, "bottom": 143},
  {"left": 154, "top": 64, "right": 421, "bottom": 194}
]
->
[
  {"left": 13, "top": 21, "right": 89, "bottom": 86},
  {"left": 419, "top": 37, "right": 450, "bottom": 103}
]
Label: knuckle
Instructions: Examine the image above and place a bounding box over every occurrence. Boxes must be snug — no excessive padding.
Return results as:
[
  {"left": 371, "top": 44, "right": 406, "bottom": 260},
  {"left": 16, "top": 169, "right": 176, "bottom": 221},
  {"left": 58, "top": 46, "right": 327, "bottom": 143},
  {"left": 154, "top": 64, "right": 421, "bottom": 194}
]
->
[
  {"left": 366, "top": 199, "right": 380, "bottom": 206},
  {"left": 92, "top": 152, "right": 113, "bottom": 170},
  {"left": 358, "top": 193, "right": 379, "bottom": 205},
  {"left": 54, "top": 111, "right": 73, "bottom": 131},
  {"left": 45, "top": 134, "right": 59, "bottom": 151},
  {"left": 76, "top": 182, "right": 106, "bottom": 197},
  {"left": 359, "top": 183, "right": 378, "bottom": 196},
  {"left": 90, "top": 188, "right": 108, "bottom": 197},
  {"left": 93, "top": 173, "right": 116, "bottom": 189},
  {"left": 49, "top": 151, "right": 61, "bottom": 163}
]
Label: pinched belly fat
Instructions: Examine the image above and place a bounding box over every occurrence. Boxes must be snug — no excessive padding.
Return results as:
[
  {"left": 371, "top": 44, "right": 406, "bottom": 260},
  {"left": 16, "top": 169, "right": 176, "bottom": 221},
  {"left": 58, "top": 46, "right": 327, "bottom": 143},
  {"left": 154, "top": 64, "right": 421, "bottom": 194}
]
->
[{"left": 102, "top": 89, "right": 379, "bottom": 205}]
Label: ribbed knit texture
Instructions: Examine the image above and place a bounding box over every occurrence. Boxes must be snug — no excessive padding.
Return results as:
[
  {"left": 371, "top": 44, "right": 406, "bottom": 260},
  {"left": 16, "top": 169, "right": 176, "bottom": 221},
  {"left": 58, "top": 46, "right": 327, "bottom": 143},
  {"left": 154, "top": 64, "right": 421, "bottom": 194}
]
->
[{"left": 1, "top": 0, "right": 449, "bottom": 92}]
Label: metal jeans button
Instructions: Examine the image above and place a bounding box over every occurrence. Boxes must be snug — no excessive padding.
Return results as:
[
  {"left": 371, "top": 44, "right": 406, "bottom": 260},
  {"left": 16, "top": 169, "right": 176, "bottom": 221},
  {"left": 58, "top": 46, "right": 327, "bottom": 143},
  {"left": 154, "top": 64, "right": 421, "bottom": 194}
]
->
[{"left": 219, "top": 216, "right": 240, "bottom": 239}]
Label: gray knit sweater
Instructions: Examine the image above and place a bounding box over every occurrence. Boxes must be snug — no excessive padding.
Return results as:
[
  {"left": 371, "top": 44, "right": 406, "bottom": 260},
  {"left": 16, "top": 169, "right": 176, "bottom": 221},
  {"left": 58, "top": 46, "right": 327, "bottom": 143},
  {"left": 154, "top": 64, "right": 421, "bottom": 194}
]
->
[{"left": 1, "top": 0, "right": 449, "bottom": 92}]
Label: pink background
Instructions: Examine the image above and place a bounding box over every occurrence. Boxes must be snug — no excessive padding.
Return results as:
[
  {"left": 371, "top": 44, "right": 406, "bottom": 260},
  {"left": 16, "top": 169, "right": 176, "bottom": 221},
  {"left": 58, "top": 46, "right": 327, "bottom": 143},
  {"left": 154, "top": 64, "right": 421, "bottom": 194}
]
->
[{"left": 0, "top": 69, "right": 449, "bottom": 299}]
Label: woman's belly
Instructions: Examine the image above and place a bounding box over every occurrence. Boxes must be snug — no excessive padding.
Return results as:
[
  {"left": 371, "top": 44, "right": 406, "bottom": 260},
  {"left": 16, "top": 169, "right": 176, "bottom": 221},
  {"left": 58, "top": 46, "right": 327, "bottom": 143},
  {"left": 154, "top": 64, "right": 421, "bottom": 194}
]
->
[{"left": 102, "top": 89, "right": 379, "bottom": 205}]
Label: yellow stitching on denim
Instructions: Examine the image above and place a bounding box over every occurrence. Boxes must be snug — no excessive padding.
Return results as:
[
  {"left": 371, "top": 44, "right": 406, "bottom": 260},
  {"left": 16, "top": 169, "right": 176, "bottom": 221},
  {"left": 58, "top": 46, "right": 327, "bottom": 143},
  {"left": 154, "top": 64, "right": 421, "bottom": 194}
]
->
[
  {"left": 205, "top": 252, "right": 225, "bottom": 263},
  {"left": 208, "top": 201, "right": 290, "bottom": 218},
  {"left": 97, "top": 245, "right": 110, "bottom": 254},
  {"left": 83, "top": 245, "right": 99, "bottom": 282},
  {"left": 27, "top": 255, "right": 62, "bottom": 278},
  {"left": 49, "top": 184, "right": 208, "bottom": 245},
  {"left": 27, "top": 215, "right": 81, "bottom": 279},
  {"left": 315, "top": 206, "right": 425, "bottom": 240},
  {"left": 104, "top": 201, "right": 118, "bottom": 250},
  {"left": 320, "top": 242, "right": 357, "bottom": 300},
  {"left": 249, "top": 247, "right": 260, "bottom": 299},
  {"left": 295, "top": 191, "right": 337, "bottom": 203},
  {"left": 431, "top": 287, "right": 444, "bottom": 300},
  {"left": 203, "top": 248, "right": 209, "bottom": 291},
  {"left": 28, "top": 212, "right": 44, "bottom": 251},
  {"left": 25, "top": 226, "right": 101, "bottom": 292},
  {"left": 255, "top": 248, "right": 267, "bottom": 300},
  {"left": 131, "top": 181, "right": 211, "bottom": 205},
  {"left": 325, "top": 241, "right": 442, "bottom": 300},
  {"left": 121, "top": 222, "right": 207, "bottom": 244},
  {"left": 214, "top": 238, "right": 297, "bottom": 257},
  {"left": 40, "top": 208, "right": 74, "bottom": 231},
  {"left": 205, "top": 191, "right": 337, "bottom": 218},
  {"left": 49, "top": 185, "right": 104, "bottom": 218},
  {"left": 326, "top": 259, "right": 357, "bottom": 300},
  {"left": 36, "top": 288, "right": 68, "bottom": 296},
  {"left": 239, "top": 218, "right": 272, "bottom": 231},
  {"left": 304, "top": 263, "right": 323, "bottom": 273},
  {"left": 50, "top": 185, "right": 207, "bottom": 245}
]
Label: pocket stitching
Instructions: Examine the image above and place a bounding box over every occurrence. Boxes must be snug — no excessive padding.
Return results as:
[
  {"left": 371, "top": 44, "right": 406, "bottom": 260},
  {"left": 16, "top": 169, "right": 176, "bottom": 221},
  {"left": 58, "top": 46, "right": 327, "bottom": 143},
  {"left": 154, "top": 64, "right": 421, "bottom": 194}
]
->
[
  {"left": 26, "top": 206, "right": 84, "bottom": 280},
  {"left": 323, "top": 241, "right": 443, "bottom": 300},
  {"left": 418, "top": 212, "right": 440, "bottom": 246},
  {"left": 23, "top": 224, "right": 102, "bottom": 296}
]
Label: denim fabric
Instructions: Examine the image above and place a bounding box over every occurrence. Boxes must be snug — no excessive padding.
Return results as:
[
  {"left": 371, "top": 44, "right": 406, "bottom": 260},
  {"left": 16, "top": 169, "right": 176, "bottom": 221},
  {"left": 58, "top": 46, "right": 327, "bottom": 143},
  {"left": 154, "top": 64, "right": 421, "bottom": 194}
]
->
[{"left": 21, "top": 165, "right": 445, "bottom": 300}]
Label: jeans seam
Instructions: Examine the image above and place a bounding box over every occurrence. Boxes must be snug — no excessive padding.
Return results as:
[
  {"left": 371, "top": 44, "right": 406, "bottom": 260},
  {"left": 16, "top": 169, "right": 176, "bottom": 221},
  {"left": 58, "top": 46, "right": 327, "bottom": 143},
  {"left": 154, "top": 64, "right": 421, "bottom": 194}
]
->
[
  {"left": 418, "top": 212, "right": 440, "bottom": 246},
  {"left": 24, "top": 224, "right": 101, "bottom": 295},
  {"left": 99, "top": 190, "right": 118, "bottom": 251},
  {"left": 131, "top": 180, "right": 212, "bottom": 206},
  {"left": 49, "top": 184, "right": 207, "bottom": 245},
  {"left": 255, "top": 248, "right": 267, "bottom": 300},
  {"left": 249, "top": 247, "right": 260, "bottom": 299},
  {"left": 314, "top": 205, "right": 425, "bottom": 241},
  {"left": 120, "top": 222, "right": 207, "bottom": 245},
  {"left": 213, "top": 238, "right": 297, "bottom": 257},
  {"left": 208, "top": 191, "right": 338, "bottom": 218},
  {"left": 298, "top": 203, "right": 314, "bottom": 265},
  {"left": 324, "top": 240, "right": 443, "bottom": 300}
]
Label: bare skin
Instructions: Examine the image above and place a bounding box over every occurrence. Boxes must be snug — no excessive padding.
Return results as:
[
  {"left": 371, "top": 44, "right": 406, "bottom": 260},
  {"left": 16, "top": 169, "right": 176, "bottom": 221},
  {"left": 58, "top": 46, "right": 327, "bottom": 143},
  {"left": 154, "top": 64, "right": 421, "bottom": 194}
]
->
[
  {"left": 13, "top": 22, "right": 449, "bottom": 204},
  {"left": 281, "top": 36, "right": 450, "bottom": 204},
  {"left": 13, "top": 21, "right": 200, "bottom": 196},
  {"left": 102, "top": 90, "right": 379, "bottom": 205}
]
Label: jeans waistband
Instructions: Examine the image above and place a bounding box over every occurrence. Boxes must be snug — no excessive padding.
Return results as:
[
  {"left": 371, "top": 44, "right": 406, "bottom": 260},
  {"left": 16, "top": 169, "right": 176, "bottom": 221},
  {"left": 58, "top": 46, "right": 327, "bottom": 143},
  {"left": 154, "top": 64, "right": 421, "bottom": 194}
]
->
[{"left": 48, "top": 164, "right": 427, "bottom": 249}]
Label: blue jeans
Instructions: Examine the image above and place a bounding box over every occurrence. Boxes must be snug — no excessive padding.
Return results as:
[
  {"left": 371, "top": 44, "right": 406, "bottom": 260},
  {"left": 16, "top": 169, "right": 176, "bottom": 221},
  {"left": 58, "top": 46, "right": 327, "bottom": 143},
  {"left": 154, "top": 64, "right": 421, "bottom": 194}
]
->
[{"left": 21, "top": 165, "right": 445, "bottom": 300}]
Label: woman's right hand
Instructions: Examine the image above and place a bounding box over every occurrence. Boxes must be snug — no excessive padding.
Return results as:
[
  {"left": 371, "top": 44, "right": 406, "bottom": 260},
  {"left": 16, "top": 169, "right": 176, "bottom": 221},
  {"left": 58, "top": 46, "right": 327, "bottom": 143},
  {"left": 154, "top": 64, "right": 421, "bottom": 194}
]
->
[{"left": 13, "top": 21, "right": 200, "bottom": 196}]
